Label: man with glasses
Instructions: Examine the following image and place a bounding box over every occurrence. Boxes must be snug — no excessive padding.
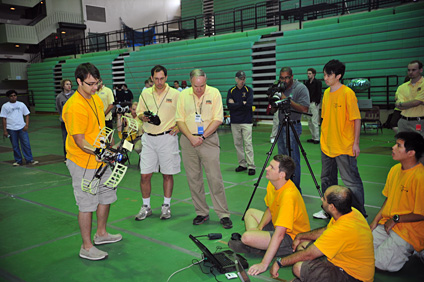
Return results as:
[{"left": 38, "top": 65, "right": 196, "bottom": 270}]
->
[
  {"left": 62, "top": 63, "right": 122, "bottom": 260},
  {"left": 272, "top": 67, "right": 310, "bottom": 192},
  {"left": 95, "top": 79, "right": 115, "bottom": 129},
  {"left": 135, "top": 65, "right": 180, "bottom": 221}
]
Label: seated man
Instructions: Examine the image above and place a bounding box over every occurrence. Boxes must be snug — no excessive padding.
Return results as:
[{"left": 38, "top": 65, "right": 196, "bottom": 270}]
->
[
  {"left": 369, "top": 131, "right": 424, "bottom": 272},
  {"left": 270, "top": 185, "right": 374, "bottom": 282},
  {"left": 229, "top": 155, "right": 310, "bottom": 275}
]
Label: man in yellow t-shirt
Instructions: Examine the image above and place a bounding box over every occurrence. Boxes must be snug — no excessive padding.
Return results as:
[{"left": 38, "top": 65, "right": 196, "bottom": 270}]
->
[
  {"left": 228, "top": 155, "right": 310, "bottom": 276},
  {"left": 96, "top": 80, "right": 115, "bottom": 129},
  {"left": 62, "top": 63, "right": 122, "bottom": 261},
  {"left": 370, "top": 131, "right": 424, "bottom": 271},
  {"left": 135, "top": 65, "right": 180, "bottom": 221},
  {"left": 270, "top": 185, "right": 375, "bottom": 282},
  {"left": 176, "top": 69, "right": 232, "bottom": 229},
  {"left": 314, "top": 59, "right": 367, "bottom": 220},
  {"left": 395, "top": 60, "right": 424, "bottom": 138}
]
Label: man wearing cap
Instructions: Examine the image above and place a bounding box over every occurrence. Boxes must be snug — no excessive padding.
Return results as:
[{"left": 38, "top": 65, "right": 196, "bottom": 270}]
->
[
  {"left": 176, "top": 69, "right": 233, "bottom": 229},
  {"left": 227, "top": 71, "right": 256, "bottom": 175},
  {"left": 181, "top": 80, "right": 189, "bottom": 90}
]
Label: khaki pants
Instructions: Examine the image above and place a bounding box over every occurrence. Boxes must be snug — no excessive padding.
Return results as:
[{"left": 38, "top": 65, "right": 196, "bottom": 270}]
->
[
  {"left": 231, "top": 123, "right": 255, "bottom": 169},
  {"left": 180, "top": 133, "right": 230, "bottom": 218}
]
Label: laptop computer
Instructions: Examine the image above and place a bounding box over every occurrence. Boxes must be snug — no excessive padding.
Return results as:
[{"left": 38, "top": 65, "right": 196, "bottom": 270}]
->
[{"left": 189, "top": 234, "right": 249, "bottom": 274}]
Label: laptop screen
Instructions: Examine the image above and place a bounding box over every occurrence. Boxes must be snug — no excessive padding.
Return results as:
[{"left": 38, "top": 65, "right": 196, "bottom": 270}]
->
[{"left": 189, "top": 234, "right": 222, "bottom": 267}]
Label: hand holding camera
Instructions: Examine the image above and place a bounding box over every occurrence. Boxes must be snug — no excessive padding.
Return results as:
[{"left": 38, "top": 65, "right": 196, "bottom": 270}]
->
[{"left": 143, "top": 111, "right": 161, "bottom": 126}]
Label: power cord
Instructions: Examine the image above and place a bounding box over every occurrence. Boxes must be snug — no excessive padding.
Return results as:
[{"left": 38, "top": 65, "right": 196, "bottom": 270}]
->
[{"left": 166, "top": 258, "right": 205, "bottom": 282}]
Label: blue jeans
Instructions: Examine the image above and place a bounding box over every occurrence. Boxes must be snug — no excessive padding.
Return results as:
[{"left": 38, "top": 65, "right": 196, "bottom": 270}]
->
[
  {"left": 277, "top": 122, "right": 302, "bottom": 193},
  {"left": 321, "top": 151, "right": 367, "bottom": 217},
  {"left": 8, "top": 128, "right": 34, "bottom": 164}
]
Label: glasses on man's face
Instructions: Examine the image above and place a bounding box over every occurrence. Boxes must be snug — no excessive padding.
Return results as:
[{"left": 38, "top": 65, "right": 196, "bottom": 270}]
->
[
  {"left": 83, "top": 80, "right": 101, "bottom": 87},
  {"left": 280, "top": 76, "right": 292, "bottom": 81}
]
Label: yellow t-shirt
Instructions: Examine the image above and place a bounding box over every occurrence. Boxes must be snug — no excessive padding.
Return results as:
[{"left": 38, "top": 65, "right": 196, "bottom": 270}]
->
[
  {"left": 62, "top": 90, "right": 105, "bottom": 169},
  {"left": 395, "top": 76, "right": 424, "bottom": 117},
  {"left": 314, "top": 208, "right": 375, "bottom": 282},
  {"left": 379, "top": 163, "right": 424, "bottom": 251},
  {"left": 175, "top": 85, "right": 223, "bottom": 134},
  {"left": 264, "top": 180, "right": 310, "bottom": 240},
  {"left": 320, "top": 85, "right": 361, "bottom": 157},
  {"left": 96, "top": 86, "right": 115, "bottom": 121},
  {"left": 136, "top": 83, "right": 179, "bottom": 134}
]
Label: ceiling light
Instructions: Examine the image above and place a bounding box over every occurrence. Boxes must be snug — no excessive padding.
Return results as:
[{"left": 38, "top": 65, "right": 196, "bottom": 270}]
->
[
  {"left": 15, "top": 44, "right": 20, "bottom": 48},
  {"left": 10, "top": 7, "right": 16, "bottom": 10},
  {"left": 61, "top": 31, "right": 66, "bottom": 34}
]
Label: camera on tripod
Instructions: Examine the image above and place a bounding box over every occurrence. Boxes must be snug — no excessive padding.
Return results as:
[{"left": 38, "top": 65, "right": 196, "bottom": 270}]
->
[
  {"left": 267, "top": 81, "right": 291, "bottom": 113},
  {"left": 116, "top": 101, "right": 132, "bottom": 114},
  {"left": 144, "top": 111, "right": 161, "bottom": 126}
]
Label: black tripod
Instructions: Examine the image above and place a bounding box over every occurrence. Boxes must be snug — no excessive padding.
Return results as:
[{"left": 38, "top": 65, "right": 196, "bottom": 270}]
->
[{"left": 242, "top": 102, "right": 322, "bottom": 220}]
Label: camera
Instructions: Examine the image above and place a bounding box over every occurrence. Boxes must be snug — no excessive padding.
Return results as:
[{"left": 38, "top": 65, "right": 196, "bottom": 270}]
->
[
  {"left": 144, "top": 111, "right": 161, "bottom": 126},
  {"left": 116, "top": 102, "right": 132, "bottom": 114},
  {"left": 274, "top": 97, "right": 292, "bottom": 112},
  {"left": 267, "top": 81, "right": 287, "bottom": 104}
]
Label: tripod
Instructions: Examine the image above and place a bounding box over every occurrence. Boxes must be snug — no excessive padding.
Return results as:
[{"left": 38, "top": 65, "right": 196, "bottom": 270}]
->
[{"left": 242, "top": 104, "right": 322, "bottom": 220}]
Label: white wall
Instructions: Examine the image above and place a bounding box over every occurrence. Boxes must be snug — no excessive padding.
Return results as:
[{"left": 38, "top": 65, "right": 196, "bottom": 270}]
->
[{"left": 81, "top": 0, "right": 181, "bottom": 34}]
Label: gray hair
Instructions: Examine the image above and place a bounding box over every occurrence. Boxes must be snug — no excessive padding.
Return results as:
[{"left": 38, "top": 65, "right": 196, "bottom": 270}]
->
[{"left": 190, "top": 69, "right": 207, "bottom": 80}]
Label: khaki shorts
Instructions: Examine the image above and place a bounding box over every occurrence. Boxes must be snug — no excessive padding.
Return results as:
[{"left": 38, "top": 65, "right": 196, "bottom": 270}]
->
[
  {"left": 67, "top": 159, "right": 117, "bottom": 212},
  {"left": 139, "top": 133, "right": 181, "bottom": 175},
  {"left": 264, "top": 221, "right": 294, "bottom": 257}
]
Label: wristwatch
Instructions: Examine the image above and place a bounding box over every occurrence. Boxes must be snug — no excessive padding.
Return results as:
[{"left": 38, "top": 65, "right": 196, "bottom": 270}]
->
[
  {"left": 201, "top": 135, "right": 206, "bottom": 140},
  {"left": 393, "top": 214, "right": 400, "bottom": 223}
]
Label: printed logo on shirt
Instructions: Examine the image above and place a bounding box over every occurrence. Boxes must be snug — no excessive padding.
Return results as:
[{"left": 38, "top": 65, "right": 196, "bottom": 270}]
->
[
  {"left": 333, "top": 103, "right": 342, "bottom": 108},
  {"left": 206, "top": 100, "right": 212, "bottom": 104},
  {"left": 242, "top": 92, "right": 246, "bottom": 97},
  {"left": 166, "top": 99, "right": 172, "bottom": 103},
  {"left": 400, "top": 185, "right": 408, "bottom": 193}
]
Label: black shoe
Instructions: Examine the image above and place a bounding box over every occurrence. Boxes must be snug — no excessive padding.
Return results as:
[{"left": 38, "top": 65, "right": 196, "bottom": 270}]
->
[
  {"left": 220, "top": 217, "right": 233, "bottom": 229},
  {"left": 313, "top": 140, "right": 320, "bottom": 144},
  {"left": 193, "top": 215, "right": 209, "bottom": 225},
  {"left": 248, "top": 169, "right": 256, "bottom": 176},
  {"left": 235, "top": 166, "right": 247, "bottom": 172},
  {"left": 307, "top": 139, "right": 314, "bottom": 143}
]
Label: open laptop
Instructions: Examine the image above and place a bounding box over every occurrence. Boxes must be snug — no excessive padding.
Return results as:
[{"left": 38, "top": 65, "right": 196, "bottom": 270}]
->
[{"left": 189, "top": 234, "right": 249, "bottom": 274}]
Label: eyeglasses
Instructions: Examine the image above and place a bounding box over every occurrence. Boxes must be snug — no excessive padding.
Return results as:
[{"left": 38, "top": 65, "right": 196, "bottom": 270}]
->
[
  {"left": 279, "top": 76, "right": 292, "bottom": 80},
  {"left": 83, "top": 80, "right": 101, "bottom": 87}
]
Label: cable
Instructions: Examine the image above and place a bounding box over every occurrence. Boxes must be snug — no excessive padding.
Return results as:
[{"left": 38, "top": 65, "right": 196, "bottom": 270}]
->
[{"left": 166, "top": 258, "right": 205, "bottom": 282}]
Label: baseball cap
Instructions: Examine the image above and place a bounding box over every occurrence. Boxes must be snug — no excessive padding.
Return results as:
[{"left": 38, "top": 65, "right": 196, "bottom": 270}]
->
[{"left": 235, "top": 71, "right": 246, "bottom": 79}]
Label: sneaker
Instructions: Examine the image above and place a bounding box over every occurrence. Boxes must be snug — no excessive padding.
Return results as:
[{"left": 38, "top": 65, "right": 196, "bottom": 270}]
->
[
  {"left": 220, "top": 217, "right": 233, "bottom": 229},
  {"left": 160, "top": 204, "right": 171, "bottom": 220},
  {"left": 307, "top": 139, "right": 314, "bottom": 143},
  {"left": 313, "top": 209, "right": 329, "bottom": 219},
  {"left": 28, "top": 160, "right": 39, "bottom": 165},
  {"left": 248, "top": 169, "right": 256, "bottom": 176},
  {"left": 193, "top": 215, "right": 209, "bottom": 225},
  {"left": 235, "top": 166, "right": 247, "bottom": 172},
  {"left": 313, "top": 140, "right": 320, "bottom": 145},
  {"left": 12, "top": 162, "right": 21, "bottom": 166},
  {"left": 93, "top": 233, "right": 122, "bottom": 245},
  {"left": 79, "top": 245, "right": 108, "bottom": 260},
  {"left": 135, "top": 205, "right": 152, "bottom": 221}
]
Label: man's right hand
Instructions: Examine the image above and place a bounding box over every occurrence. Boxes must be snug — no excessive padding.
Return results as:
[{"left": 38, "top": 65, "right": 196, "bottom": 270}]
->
[
  {"left": 291, "top": 237, "right": 302, "bottom": 252},
  {"left": 3, "top": 131, "right": 9, "bottom": 138},
  {"left": 189, "top": 135, "right": 203, "bottom": 147},
  {"left": 369, "top": 221, "right": 378, "bottom": 231}
]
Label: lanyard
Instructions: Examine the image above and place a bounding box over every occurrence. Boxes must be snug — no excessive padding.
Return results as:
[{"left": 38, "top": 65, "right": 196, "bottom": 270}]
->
[
  {"left": 192, "top": 94, "right": 205, "bottom": 115},
  {"left": 151, "top": 87, "right": 169, "bottom": 113}
]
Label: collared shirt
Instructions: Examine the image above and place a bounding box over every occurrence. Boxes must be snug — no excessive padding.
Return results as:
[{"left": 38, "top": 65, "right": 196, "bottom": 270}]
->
[
  {"left": 396, "top": 76, "right": 424, "bottom": 117},
  {"left": 136, "top": 83, "right": 179, "bottom": 134},
  {"left": 176, "top": 85, "right": 223, "bottom": 134},
  {"left": 226, "top": 84, "right": 254, "bottom": 124},
  {"left": 304, "top": 78, "right": 322, "bottom": 104},
  {"left": 96, "top": 86, "right": 115, "bottom": 121}
]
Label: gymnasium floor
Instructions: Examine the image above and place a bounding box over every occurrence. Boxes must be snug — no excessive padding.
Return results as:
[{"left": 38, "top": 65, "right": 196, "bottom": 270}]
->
[{"left": 0, "top": 114, "right": 422, "bottom": 282}]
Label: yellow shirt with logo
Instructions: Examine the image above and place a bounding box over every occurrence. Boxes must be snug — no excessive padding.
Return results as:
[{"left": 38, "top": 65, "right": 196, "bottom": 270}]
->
[
  {"left": 175, "top": 85, "right": 223, "bottom": 134},
  {"left": 136, "top": 83, "right": 179, "bottom": 134},
  {"left": 320, "top": 85, "right": 361, "bottom": 157},
  {"left": 96, "top": 86, "right": 114, "bottom": 121},
  {"left": 379, "top": 163, "right": 424, "bottom": 251},
  {"left": 264, "top": 180, "right": 310, "bottom": 240},
  {"left": 62, "top": 91, "right": 105, "bottom": 169},
  {"left": 314, "top": 208, "right": 375, "bottom": 282},
  {"left": 395, "top": 76, "right": 424, "bottom": 117}
]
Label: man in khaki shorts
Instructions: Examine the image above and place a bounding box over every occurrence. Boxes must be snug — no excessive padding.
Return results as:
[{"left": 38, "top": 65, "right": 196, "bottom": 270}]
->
[
  {"left": 62, "top": 63, "right": 122, "bottom": 261},
  {"left": 135, "top": 65, "right": 180, "bottom": 221}
]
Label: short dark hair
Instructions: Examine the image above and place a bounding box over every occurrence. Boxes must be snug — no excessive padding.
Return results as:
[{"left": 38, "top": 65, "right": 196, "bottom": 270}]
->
[
  {"left": 307, "top": 68, "right": 316, "bottom": 75},
  {"left": 6, "top": 89, "right": 17, "bottom": 97},
  {"left": 122, "top": 84, "right": 127, "bottom": 88},
  {"left": 279, "top": 67, "right": 293, "bottom": 76},
  {"left": 326, "top": 186, "right": 352, "bottom": 215},
  {"left": 151, "top": 65, "right": 167, "bottom": 77},
  {"left": 409, "top": 60, "right": 423, "bottom": 70},
  {"left": 60, "top": 79, "right": 72, "bottom": 89},
  {"left": 75, "top": 63, "right": 100, "bottom": 84},
  {"left": 273, "top": 154, "right": 295, "bottom": 180},
  {"left": 395, "top": 131, "right": 424, "bottom": 161},
  {"left": 323, "top": 59, "right": 346, "bottom": 80},
  {"left": 174, "top": 80, "right": 179, "bottom": 84}
]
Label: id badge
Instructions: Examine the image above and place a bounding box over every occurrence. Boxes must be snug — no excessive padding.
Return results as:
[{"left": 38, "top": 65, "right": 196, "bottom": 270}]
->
[
  {"left": 197, "top": 126, "right": 204, "bottom": 135},
  {"left": 195, "top": 114, "right": 202, "bottom": 123}
]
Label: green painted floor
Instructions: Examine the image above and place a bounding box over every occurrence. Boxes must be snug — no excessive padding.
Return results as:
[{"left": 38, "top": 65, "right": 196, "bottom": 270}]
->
[{"left": 0, "top": 115, "right": 422, "bottom": 282}]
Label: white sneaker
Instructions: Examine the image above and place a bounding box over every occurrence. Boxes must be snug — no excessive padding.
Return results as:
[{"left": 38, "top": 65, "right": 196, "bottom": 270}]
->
[
  {"left": 313, "top": 209, "right": 329, "bottom": 219},
  {"left": 135, "top": 205, "right": 152, "bottom": 221},
  {"left": 160, "top": 204, "right": 171, "bottom": 220}
]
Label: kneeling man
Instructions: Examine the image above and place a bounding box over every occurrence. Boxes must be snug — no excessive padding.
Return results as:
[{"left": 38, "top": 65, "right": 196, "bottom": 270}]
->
[
  {"left": 270, "top": 185, "right": 374, "bottom": 282},
  {"left": 229, "top": 155, "right": 310, "bottom": 275}
]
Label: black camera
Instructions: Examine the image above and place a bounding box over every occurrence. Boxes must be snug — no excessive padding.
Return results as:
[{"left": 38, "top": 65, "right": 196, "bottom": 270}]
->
[
  {"left": 116, "top": 101, "right": 132, "bottom": 114},
  {"left": 144, "top": 111, "right": 161, "bottom": 126},
  {"left": 267, "top": 81, "right": 287, "bottom": 104},
  {"left": 274, "top": 97, "right": 292, "bottom": 112}
]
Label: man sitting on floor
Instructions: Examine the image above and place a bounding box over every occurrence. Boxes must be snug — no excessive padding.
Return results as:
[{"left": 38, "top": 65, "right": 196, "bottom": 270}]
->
[
  {"left": 228, "top": 154, "right": 310, "bottom": 276},
  {"left": 369, "top": 131, "right": 424, "bottom": 271},
  {"left": 270, "top": 185, "right": 375, "bottom": 282}
]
